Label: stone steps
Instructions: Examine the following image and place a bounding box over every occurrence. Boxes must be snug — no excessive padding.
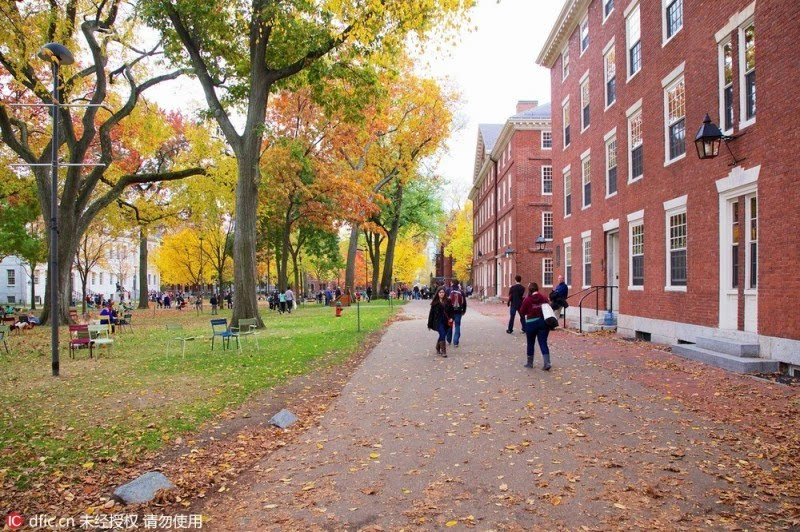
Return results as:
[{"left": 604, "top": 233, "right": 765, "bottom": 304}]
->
[
  {"left": 671, "top": 344, "right": 779, "bottom": 374},
  {"left": 695, "top": 336, "right": 759, "bottom": 358}
]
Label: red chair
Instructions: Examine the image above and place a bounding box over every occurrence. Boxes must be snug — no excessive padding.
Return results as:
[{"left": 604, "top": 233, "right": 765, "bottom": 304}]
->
[{"left": 68, "top": 324, "right": 93, "bottom": 359}]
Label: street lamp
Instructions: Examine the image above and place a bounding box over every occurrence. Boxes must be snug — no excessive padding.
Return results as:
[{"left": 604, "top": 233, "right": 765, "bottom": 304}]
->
[
  {"left": 38, "top": 42, "right": 74, "bottom": 378},
  {"left": 694, "top": 113, "right": 745, "bottom": 165},
  {"left": 504, "top": 246, "right": 516, "bottom": 258},
  {"left": 535, "top": 235, "right": 547, "bottom": 251}
]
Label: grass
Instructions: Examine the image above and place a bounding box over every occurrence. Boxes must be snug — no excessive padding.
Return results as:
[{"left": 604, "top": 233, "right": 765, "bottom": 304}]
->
[{"left": 0, "top": 301, "right": 401, "bottom": 489}]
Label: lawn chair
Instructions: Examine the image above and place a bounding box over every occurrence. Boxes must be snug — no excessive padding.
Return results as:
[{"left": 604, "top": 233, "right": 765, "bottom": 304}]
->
[
  {"left": 231, "top": 318, "right": 259, "bottom": 352},
  {"left": 165, "top": 324, "right": 203, "bottom": 358},
  {"left": 88, "top": 324, "right": 114, "bottom": 355},
  {"left": 69, "top": 309, "right": 80, "bottom": 323},
  {"left": 0, "top": 324, "right": 10, "bottom": 354},
  {"left": 118, "top": 312, "right": 133, "bottom": 333},
  {"left": 210, "top": 318, "right": 238, "bottom": 350},
  {"left": 68, "top": 325, "right": 93, "bottom": 359}
]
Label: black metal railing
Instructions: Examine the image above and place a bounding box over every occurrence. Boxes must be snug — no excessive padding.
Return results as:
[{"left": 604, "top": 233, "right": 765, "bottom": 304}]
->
[{"left": 563, "top": 284, "right": 618, "bottom": 333}]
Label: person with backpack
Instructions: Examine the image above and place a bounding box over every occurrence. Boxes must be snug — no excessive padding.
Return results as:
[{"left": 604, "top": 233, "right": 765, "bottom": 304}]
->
[
  {"left": 446, "top": 281, "right": 467, "bottom": 348},
  {"left": 519, "top": 282, "right": 552, "bottom": 371}
]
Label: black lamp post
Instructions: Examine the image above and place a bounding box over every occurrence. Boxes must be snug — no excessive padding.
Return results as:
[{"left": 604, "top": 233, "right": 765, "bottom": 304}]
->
[
  {"left": 535, "top": 235, "right": 547, "bottom": 251},
  {"left": 694, "top": 113, "right": 745, "bottom": 165},
  {"left": 504, "top": 247, "right": 515, "bottom": 258},
  {"left": 38, "top": 42, "right": 74, "bottom": 378}
]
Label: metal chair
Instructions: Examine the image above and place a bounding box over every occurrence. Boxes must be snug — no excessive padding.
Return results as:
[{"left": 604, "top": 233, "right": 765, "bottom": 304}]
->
[
  {"left": 68, "top": 325, "right": 93, "bottom": 359},
  {"left": 231, "top": 318, "right": 259, "bottom": 352},
  {"left": 118, "top": 312, "right": 133, "bottom": 333},
  {"left": 166, "top": 324, "right": 202, "bottom": 358},
  {"left": 0, "top": 324, "right": 10, "bottom": 354},
  {"left": 210, "top": 318, "right": 237, "bottom": 350},
  {"left": 88, "top": 324, "right": 114, "bottom": 355}
]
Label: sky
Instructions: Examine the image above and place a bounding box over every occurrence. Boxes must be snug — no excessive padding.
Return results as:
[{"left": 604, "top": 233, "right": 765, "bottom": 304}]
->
[{"left": 149, "top": 0, "right": 564, "bottom": 210}]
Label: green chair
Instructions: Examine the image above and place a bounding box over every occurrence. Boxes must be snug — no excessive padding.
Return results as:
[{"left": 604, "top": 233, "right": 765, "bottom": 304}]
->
[
  {"left": 231, "top": 318, "right": 259, "bottom": 352},
  {"left": 118, "top": 312, "right": 133, "bottom": 333},
  {"left": 0, "top": 324, "right": 10, "bottom": 354},
  {"left": 166, "top": 324, "right": 203, "bottom": 358},
  {"left": 88, "top": 324, "right": 114, "bottom": 355}
]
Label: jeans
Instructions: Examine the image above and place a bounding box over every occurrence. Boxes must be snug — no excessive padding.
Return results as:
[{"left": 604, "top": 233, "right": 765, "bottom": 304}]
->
[
  {"left": 437, "top": 321, "right": 449, "bottom": 342},
  {"left": 525, "top": 318, "right": 551, "bottom": 366},
  {"left": 446, "top": 313, "right": 462, "bottom": 345},
  {"left": 508, "top": 305, "right": 525, "bottom": 332}
]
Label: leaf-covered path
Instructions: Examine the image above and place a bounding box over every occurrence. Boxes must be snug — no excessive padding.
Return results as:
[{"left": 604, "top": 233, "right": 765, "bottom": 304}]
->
[{"left": 200, "top": 301, "right": 799, "bottom": 530}]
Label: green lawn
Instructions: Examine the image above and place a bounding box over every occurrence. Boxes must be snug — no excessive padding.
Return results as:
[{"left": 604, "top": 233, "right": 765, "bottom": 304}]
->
[{"left": 0, "top": 302, "right": 400, "bottom": 489}]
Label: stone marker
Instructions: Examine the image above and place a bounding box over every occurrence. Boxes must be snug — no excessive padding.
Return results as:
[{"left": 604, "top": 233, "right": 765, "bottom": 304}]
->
[
  {"left": 269, "top": 408, "right": 298, "bottom": 429},
  {"left": 113, "top": 472, "right": 175, "bottom": 505}
]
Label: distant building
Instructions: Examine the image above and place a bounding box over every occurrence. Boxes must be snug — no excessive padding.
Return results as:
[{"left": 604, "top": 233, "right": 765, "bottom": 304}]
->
[{"left": 468, "top": 101, "right": 553, "bottom": 300}]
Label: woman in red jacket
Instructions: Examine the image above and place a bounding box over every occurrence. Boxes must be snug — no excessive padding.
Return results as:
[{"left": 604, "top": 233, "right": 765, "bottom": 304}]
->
[{"left": 519, "top": 282, "right": 551, "bottom": 370}]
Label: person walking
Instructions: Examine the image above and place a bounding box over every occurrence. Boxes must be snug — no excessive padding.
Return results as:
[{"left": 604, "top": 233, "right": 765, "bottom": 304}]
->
[
  {"left": 446, "top": 281, "right": 467, "bottom": 347},
  {"left": 427, "top": 287, "right": 453, "bottom": 357},
  {"left": 507, "top": 275, "right": 526, "bottom": 334},
  {"left": 285, "top": 285, "right": 295, "bottom": 314},
  {"left": 210, "top": 293, "right": 218, "bottom": 315},
  {"left": 366, "top": 286, "right": 372, "bottom": 302},
  {"left": 519, "top": 282, "right": 552, "bottom": 371},
  {"left": 278, "top": 290, "right": 287, "bottom": 314}
]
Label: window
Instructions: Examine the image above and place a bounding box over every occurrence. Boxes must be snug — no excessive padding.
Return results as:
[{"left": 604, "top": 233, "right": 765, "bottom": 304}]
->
[
  {"left": 543, "top": 258, "right": 554, "bottom": 287},
  {"left": 92, "top": 272, "right": 96, "bottom": 286},
  {"left": 34, "top": 272, "right": 39, "bottom": 285},
  {"left": 6, "top": 269, "right": 15, "bottom": 286},
  {"left": 626, "top": 4, "right": 641, "bottom": 78},
  {"left": 542, "top": 165, "right": 553, "bottom": 195},
  {"left": 631, "top": 223, "right": 644, "bottom": 286},
  {"left": 720, "top": 40, "right": 734, "bottom": 133},
  {"left": 582, "top": 237, "right": 592, "bottom": 288},
  {"left": 606, "top": 134, "right": 617, "bottom": 196},
  {"left": 581, "top": 154, "right": 591, "bottom": 208},
  {"left": 604, "top": 0, "right": 614, "bottom": 20},
  {"left": 748, "top": 196, "right": 757, "bottom": 289},
  {"left": 580, "top": 17, "right": 589, "bottom": 53},
  {"left": 565, "top": 242, "right": 572, "bottom": 286},
  {"left": 731, "top": 200, "right": 739, "bottom": 289},
  {"left": 563, "top": 100, "right": 571, "bottom": 148},
  {"left": 628, "top": 107, "right": 643, "bottom": 181},
  {"left": 6, "top": 296, "right": 14, "bottom": 304},
  {"left": 605, "top": 46, "right": 616, "bottom": 107},
  {"left": 564, "top": 169, "right": 572, "bottom": 217},
  {"left": 581, "top": 77, "right": 590, "bottom": 130},
  {"left": 665, "top": 0, "right": 683, "bottom": 41},
  {"left": 740, "top": 21, "right": 756, "bottom": 123},
  {"left": 508, "top": 173, "right": 512, "bottom": 204},
  {"left": 664, "top": 196, "right": 688, "bottom": 289},
  {"left": 99, "top": 272, "right": 104, "bottom": 285},
  {"left": 542, "top": 131, "right": 552, "bottom": 149},
  {"left": 665, "top": 76, "right": 686, "bottom": 161},
  {"left": 543, "top": 212, "right": 553, "bottom": 240},
  {"left": 562, "top": 47, "right": 570, "bottom": 80}
]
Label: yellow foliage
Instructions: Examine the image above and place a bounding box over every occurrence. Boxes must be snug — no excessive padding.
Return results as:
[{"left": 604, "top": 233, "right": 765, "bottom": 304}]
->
[
  {"left": 154, "top": 228, "right": 213, "bottom": 286},
  {"left": 393, "top": 238, "right": 427, "bottom": 284},
  {"left": 444, "top": 201, "right": 473, "bottom": 282}
]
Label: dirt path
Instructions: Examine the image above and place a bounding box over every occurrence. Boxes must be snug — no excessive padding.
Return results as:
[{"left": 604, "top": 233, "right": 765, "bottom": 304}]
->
[{"left": 197, "top": 301, "right": 799, "bottom": 530}]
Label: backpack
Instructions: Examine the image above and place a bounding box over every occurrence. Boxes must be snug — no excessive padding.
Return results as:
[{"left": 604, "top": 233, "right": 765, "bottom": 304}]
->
[{"left": 450, "top": 290, "right": 465, "bottom": 313}]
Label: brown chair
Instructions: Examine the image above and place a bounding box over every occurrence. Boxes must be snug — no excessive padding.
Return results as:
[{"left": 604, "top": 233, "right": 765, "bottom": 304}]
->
[{"left": 68, "top": 325, "right": 93, "bottom": 359}]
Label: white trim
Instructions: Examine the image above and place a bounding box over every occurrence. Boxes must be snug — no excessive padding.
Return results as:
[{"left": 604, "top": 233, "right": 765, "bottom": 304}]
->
[
  {"left": 580, "top": 147, "right": 591, "bottom": 160},
  {"left": 581, "top": 235, "right": 592, "bottom": 289},
  {"left": 563, "top": 236, "right": 572, "bottom": 244},
  {"left": 738, "top": 17, "right": 756, "bottom": 130},
  {"left": 579, "top": 69, "right": 590, "bottom": 84},
  {"left": 579, "top": 15, "right": 589, "bottom": 56},
  {"left": 562, "top": 47, "right": 570, "bottom": 81},
  {"left": 542, "top": 211, "right": 554, "bottom": 241},
  {"left": 602, "top": 36, "right": 615, "bottom": 55},
  {"left": 604, "top": 127, "right": 617, "bottom": 141},
  {"left": 664, "top": 153, "right": 686, "bottom": 167},
  {"left": 627, "top": 209, "right": 644, "bottom": 222},
  {"left": 660, "top": 61, "right": 685, "bottom": 88},
  {"left": 541, "top": 165, "right": 554, "bottom": 196},
  {"left": 628, "top": 217, "right": 645, "bottom": 290},
  {"left": 665, "top": 286, "right": 687, "bottom": 292},
  {"left": 542, "top": 257, "right": 555, "bottom": 287},
  {"left": 718, "top": 37, "right": 734, "bottom": 136},
  {"left": 623, "top": 0, "right": 637, "bottom": 17},
  {"left": 561, "top": 94, "right": 570, "bottom": 107},
  {"left": 716, "top": 164, "right": 760, "bottom": 195},
  {"left": 581, "top": 229, "right": 592, "bottom": 239},
  {"left": 603, "top": 218, "right": 619, "bottom": 232},
  {"left": 562, "top": 164, "right": 571, "bottom": 174},
  {"left": 605, "top": 132, "right": 618, "bottom": 198},
  {"left": 625, "top": 2, "right": 642, "bottom": 81},
  {"left": 602, "top": 0, "right": 614, "bottom": 24},
  {"left": 661, "top": 0, "right": 683, "bottom": 47},
  {"left": 626, "top": 98, "right": 643, "bottom": 117},
  {"left": 663, "top": 194, "right": 688, "bottom": 211},
  {"left": 714, "top": 1, "right": 756, "bottom": 43},
  {"left": 541, "top": 130, "right": 553, "bottom": 150}
]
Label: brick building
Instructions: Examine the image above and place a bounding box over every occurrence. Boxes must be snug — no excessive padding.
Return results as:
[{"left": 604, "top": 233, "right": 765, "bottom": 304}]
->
[
  {"left": 469, "top": 101, "right": 553, "bottom": 300},
  {"left": 536, "top": 0, "right": 800, "bottom": 368}
]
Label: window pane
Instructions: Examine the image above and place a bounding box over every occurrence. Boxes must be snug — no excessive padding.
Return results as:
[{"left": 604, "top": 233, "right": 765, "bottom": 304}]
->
[
  {"left": 631, "top": 145, "right": 643, "bottom": 178},
  {"left": 605, "top": 0, "right": 613, "bottom": 17},
  {"left": 606, "top": 49, "right": 616, "bottom": 80},
  {"left": 670, "top": 250, "right": 687, "bottom": 285},
  {"left": 630, "top": 41, "right": 641, "bottom": 74},
  {"left": 750, "top": 242, "right": 757, "bottom": 288},
  {"left": 666, "top": 0, "right": 682, "bottom": 38},
  {"left": 581, "top": 21, "right": 589, "bottom": 51},
  {"left": 565, "top": 125, "right": 571, "bottom": 146},
  {"left": 744, "top": 24, "right": 755, "bottom": 71},
  {"left": 543, "top": 166, "right": 553, "bottom": 193},
  {"left": 746, "top": 71, "right": 756, "bottom": 119},
  {"left": 608, "top": 166, "right": 617, "bottom": 194},
  {"left": 669, "top": 118, "right": 685, "bottom": 159},
  {"left": 583, "top": 106, "right": 590, "bottom": 129},
  {"left": 732, "top": 245, "right": 739, "bottom": 288},
  {"left": 632, "top": 255, "right": 644, "bottom": 285},
  {"left": 724, "top": 86, "right": 734, "bottom": 131},
  {"left": 607, "top": 77, "right": 616, "bottom": 106},
  {"left": 630, "top": 112, "right": 642, "bottom": 146},
  {"left": 723, "top": 42, "right": 733, "bottom": 85},
  {"left": 667, "top": 79, "right": 685, "bottom": 124}
]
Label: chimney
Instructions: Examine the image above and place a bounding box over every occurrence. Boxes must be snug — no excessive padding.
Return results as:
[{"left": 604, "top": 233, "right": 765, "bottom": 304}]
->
[{"left": 516, "top": 100, "right": 539, "bottom": 113}]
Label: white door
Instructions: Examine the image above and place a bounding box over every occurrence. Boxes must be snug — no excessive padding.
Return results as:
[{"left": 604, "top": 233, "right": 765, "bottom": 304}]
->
[
  {"left": 743, "top": 194, "right": 758, "bottom": 332},
  {"left": 606, "top": 231, "right": 620, "bottom": 311},
  {"left": 720, "top": 198, "right": 739, "bottom": 329}
]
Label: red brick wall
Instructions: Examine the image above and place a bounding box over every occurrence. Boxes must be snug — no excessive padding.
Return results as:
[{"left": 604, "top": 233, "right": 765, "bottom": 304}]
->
[{"left": 546, "top": 0, "right": 800, "bottom": 340}]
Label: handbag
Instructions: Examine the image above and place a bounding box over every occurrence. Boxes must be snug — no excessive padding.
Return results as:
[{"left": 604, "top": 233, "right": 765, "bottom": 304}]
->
[
  {"left": 541, "top": 303, "right": 559, "bottom": 330},
  {"left": 448, "top": 318, "right": 454, "bottom": 327}
]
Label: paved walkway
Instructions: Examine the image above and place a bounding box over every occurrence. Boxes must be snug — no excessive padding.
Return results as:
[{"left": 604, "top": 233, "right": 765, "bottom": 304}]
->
[{"left": 200, "top": 300, "right": 799, "bottom": 530}]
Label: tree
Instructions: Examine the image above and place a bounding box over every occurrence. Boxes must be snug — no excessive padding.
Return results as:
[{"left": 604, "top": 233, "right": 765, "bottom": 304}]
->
[
  {"left": 144, "top": 0, "right": 474, "bottom": 326},
  {"left": 0, "top": 0, "right": 205, "bottom": 325},
  {"left": 392, "top": 237, "right": 427, "bottom": 285},
  {"left": 443, "top": 202, "right": 474, "bottom": 283},
  {"left": 154, "top": 228, "right": 210, "bottom": 288},
  {"left": 73, "top": 223, "right": 113, "bottom": 316}
]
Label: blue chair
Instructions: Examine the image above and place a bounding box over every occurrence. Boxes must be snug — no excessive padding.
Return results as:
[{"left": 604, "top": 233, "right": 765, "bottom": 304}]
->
[{"left": 210, "top": 318, "right": 238, "bottom": 350}]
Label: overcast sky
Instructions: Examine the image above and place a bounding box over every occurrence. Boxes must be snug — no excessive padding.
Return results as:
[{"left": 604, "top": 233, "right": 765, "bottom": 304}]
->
[{"left": 150, "top": 0, "right": 564, "bottom": 210}]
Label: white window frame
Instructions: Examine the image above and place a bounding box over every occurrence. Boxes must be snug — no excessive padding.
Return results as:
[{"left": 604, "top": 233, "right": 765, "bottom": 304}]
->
[
  {"left": 541, "top": 165, "right": 553, "bottom": 195},
  {"left": 541, "top": 130, "right": 552, "bottom": 150},
  {"left": 581, "top": 149, "right": 591, "bottom": 210},
  {"left": 564, "top": 236, "right": 573, "bottom": 288},
  {"left": 563, "top": 165, "right": 572, "bottom": 218},
  {"left": 580, "top": 71, "right": 590, "bottom": 132},
  {"left": 562, "top": 95, "right": 571, "bottom": 149},
  {"left": 507, "top": 173, "right": 512, "bottom": 205},
  {"left": 627, "top": 209, "right": 645, "bottom": 290},
  {"left": 664, "top": 195, "right": 688, "bottom": 292},
  {"left": 718, "top": 37, "right": 735, "bottom": 135},
  {"left": 7, "top": 269, "right": 15, "bottom": 286},
  {"left": 662, "top": 63, "right": 686, "bottom": 166},
  {"left": 625, "top": 2, "right": 642, "bottom": 81},
  {"left": 604, "top": 127, "right": 618, "bottom": 198},
  {"left": 603, "top": 38, "right": 616, "bottom": 110},
  {"left": 542, "top": 211, "right": 553, "bottom": 241},
  {"left": 626, "top": 98, "right": 643, "bottom": 183},
  {"left": 579, "top": 15, "right": 589, "bottom": 55},
  {"left": 562, "top": 46, "right": 570, "bottom": 81},
  {"left": 738, "top": 17, "right": 756, "bottom": 130},
  {"left": 603, "top": 0, "right": 614, "bottom": 24},
  {"left": 662, "top": 0, "right": 683, "bottom": 46},
  {"left": 581, "top": 232, "right": 592, "bottom": 289},
  {"left": 543, "top": 257, "right": 554, "bottom": 287}
]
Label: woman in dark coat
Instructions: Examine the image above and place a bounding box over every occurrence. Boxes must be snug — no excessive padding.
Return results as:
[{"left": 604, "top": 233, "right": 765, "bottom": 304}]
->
[
  {"left": 519, "top": 282, "right": 552, "bottom": 370},
  {"left": 427, "top": 287, "right": 454, "bottom": 357}
]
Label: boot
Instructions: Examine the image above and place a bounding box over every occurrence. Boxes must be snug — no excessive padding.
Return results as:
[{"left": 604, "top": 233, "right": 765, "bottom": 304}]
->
[
  {"left": 435, "top": 340, "right": 441, "bottom": 354},
  {"left": 524, "top": 355, "right": 533, "bottom": 368},
  {"left": 441, "top": 341, "right": 447, "bottom": 357}
]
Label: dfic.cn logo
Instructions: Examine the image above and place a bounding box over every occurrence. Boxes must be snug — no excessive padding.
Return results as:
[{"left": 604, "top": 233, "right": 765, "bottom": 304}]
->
[{"left": 6, "top": 512, "right": 24, "bottom": 529}]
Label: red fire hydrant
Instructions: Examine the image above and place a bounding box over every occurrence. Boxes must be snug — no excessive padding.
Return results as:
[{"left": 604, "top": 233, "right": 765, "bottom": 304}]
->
[{"left": 335, "top": 301, "right": 343, "bottom": 317}]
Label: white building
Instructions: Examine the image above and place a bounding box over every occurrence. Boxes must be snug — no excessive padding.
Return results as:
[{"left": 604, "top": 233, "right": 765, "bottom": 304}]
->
[{"left": 0, "top": 237, "right": 161, "bottom": 306}]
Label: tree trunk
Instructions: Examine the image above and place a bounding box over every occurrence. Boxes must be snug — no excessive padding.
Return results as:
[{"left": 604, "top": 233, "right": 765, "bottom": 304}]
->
[
  {"left": 344, "top": 225, "right": 359, "bottom": 293},
  {"left": 81, "top": 276, "right": 87, "bottom": 316},
  {"left": 291, "top": 252, "right": 299, "bottom": 292},
  {"left": 138, "top": 229, "right": 149, "bottom": 309},
  {"left": 29, "top": 263, "right": 37, "bottom": 310},
  {"left": 231, "top": 150, "right": 263, "bottom": 328},
  {"left": 278, "top": 224, "right": 291, "bottom": 292},
  {"left": 367, "top": 232, "right": 382, "bottom": 296},
  {"left": 40, "top": 229, "right": 79, "bottom": 326},
  {"left": 380, "top": 184, "right": 404, "bottom": 292}
]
